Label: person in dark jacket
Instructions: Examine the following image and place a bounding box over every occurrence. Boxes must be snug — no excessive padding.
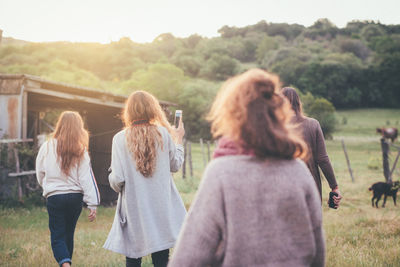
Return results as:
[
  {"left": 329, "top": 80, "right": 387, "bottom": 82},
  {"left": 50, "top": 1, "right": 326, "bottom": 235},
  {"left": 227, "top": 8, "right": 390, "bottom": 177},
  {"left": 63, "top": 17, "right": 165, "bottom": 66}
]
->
[{"left": 282, "top": 87, "right": 342, "bottom": 208}]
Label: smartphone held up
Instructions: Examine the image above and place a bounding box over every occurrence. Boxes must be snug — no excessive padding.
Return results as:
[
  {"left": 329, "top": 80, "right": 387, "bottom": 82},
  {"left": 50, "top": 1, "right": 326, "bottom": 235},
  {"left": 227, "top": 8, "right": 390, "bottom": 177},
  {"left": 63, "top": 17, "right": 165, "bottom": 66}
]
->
[{"left": 174, "top": 110, "right": 182, "bottom": 128}]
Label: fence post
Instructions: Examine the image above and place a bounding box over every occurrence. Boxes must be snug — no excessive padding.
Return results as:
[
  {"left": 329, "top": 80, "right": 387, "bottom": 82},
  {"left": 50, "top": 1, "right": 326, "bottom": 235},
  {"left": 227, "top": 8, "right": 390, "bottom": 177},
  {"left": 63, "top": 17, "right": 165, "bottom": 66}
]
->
[
  {"left": 341, "top": 139, "right": 355, "bottom": 182},
  {"left": 12, "top": 147, "right": 24, "bottom": 202},
  {"left": 188, "top": 141, "right": 193, "bottom": 178},
  {"left": 390, "top": 150, "right": 400, "bottom": 178},
  {"left": 381, "top": 138, "right": 391, "bottom": 182},
  {"left": 200, "top": 138, "right": 206, "bottom": 168}
]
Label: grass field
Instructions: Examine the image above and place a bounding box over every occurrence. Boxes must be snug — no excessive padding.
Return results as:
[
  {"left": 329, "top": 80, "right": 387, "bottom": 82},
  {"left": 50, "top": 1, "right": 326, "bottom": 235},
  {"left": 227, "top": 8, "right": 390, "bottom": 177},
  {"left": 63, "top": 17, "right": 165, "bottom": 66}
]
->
[{"left": 1, "top": 108, "right": 400, "bottom": 266}]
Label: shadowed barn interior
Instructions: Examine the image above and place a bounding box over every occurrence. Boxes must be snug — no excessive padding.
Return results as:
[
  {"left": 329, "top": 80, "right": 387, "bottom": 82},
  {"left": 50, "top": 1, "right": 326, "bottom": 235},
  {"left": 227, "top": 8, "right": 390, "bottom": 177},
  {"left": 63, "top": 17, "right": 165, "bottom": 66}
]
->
[{"left": 0, "top": 74, "right": 174, "bottom": 204}]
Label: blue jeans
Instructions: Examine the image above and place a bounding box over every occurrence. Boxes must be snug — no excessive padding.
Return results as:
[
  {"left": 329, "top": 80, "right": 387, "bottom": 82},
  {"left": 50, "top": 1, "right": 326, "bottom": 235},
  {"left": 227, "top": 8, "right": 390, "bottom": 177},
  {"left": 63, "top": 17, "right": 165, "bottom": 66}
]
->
[{"left": 46, "top": 193, "right": 83, "bottom": 266}]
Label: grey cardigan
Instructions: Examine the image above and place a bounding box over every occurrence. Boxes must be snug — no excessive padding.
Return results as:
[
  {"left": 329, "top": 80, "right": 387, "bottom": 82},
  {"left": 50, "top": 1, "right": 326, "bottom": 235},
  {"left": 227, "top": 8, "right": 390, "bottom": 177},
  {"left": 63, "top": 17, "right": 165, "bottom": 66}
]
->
[
  {"left": 103, "top": 127, "right": 186, "bottom": 258},
  {"left": 169, "top": 155, "right": 325, "bottom": 267}
]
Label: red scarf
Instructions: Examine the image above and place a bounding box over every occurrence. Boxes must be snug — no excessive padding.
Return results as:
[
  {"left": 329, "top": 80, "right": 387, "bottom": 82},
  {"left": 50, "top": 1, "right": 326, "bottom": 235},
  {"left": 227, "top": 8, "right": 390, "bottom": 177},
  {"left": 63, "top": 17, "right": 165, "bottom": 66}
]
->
[{"left": 213, "top": 137, "right": 255, "bottom": 159}]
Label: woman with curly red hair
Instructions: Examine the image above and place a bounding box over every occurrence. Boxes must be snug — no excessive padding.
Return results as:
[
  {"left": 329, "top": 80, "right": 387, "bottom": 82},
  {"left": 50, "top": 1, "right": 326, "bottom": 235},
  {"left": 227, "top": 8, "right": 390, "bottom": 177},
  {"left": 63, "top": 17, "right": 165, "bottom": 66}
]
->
[{"left": 169, "top": 69, "right": 325, "bottom": 267}]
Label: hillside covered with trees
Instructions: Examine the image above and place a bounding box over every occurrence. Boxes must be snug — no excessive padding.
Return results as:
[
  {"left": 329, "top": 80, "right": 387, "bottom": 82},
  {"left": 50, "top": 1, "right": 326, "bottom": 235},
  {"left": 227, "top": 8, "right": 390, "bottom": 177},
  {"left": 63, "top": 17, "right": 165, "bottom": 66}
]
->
[{"left": 1, "top": 19, "right": 399, "bottom": 138}]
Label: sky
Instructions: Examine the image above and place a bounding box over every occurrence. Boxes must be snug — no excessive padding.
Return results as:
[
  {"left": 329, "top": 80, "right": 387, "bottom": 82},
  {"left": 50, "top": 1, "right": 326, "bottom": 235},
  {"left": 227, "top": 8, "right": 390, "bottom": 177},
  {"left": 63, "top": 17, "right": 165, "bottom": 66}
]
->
[{"left": 1, "top": 0, "right": 399, "bottom": 44}]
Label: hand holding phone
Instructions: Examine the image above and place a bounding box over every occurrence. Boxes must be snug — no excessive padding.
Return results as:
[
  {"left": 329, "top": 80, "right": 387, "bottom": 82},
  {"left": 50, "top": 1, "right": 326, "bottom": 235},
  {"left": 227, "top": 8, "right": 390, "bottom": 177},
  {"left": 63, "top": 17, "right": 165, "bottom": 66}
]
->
[
  {"left": 173, "top": 110, "right": 184, "bottom": 144},
  {"left": 174, "top": 110, "right": 182, "bottom": 128},
  {"left": 328, "top": 191, "right": 338, "bottom": 209}
]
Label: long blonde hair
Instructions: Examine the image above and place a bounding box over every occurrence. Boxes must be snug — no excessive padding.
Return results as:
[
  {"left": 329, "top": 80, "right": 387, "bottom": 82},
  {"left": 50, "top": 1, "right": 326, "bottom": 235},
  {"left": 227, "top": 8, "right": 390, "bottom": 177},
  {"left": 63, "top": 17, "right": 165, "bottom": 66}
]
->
[
  {"left": 123, "top": 91, "right": 173, "bottom": 177},
  {"left": 208, "top": 69, "right": 307, "bottom": 160},
  {"left": 52, "top": 111, "right": 89, "bottom": 175}
]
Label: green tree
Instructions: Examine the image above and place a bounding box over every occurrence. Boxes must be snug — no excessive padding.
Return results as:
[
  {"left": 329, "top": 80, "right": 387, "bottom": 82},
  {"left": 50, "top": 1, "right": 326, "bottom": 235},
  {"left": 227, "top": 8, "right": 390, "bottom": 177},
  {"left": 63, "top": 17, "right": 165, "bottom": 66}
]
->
[
  {"left": 152, "top": 33, "right": 183, "bottom": 58},
  {"left": 361, "top": 24, "right": 385, "bottom": 42},
  {"left": 196, "top": 38, "right": 228, "bottom": 60},
  {"left": 266, "top": 23, "right": 304, "bottom": 40},
  {"left": 307, "top": 98, "right": 336, "bottom": 138},
  {"left": 225, "top": 37, "right": 256, "bottom": 62},
  {"left": 296, "top": 56, "right": 364, "bottom": 108},
  {"left": 177, "top": 80, "right": 219, "bottom": 140},
  {"left": 122, "top": 63, "right": 186, "bottom": 102},
  {"left": 271, "top": 57, "right": 308, "bottom": 86},
  {"left": 172, "top": 54, "right": 203, "bottom": 77},
  {"left": 218, "top": 25, "right": 246, "bottom": 38},
  {"left": 256, "top": 36, "right": 279, "bottom": 63},
  {"left": 200, "top": 54, "right": 239, "bottom": 80},
  {"left": 303, "top": 18, "right": 339, "bottom": 40},
  {"left": 338, "top": 38, "right": 370, "bottom": 60},
  {"left": 185, "top": 34, "right": 203, "bottom": 49}
]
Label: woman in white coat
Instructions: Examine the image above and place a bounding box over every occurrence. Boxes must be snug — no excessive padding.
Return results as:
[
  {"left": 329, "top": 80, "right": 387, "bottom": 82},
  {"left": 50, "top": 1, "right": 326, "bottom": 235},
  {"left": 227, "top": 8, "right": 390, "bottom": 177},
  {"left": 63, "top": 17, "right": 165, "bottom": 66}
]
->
[{"left": 103, "top": 91, "right": 186, "bottom": 267}]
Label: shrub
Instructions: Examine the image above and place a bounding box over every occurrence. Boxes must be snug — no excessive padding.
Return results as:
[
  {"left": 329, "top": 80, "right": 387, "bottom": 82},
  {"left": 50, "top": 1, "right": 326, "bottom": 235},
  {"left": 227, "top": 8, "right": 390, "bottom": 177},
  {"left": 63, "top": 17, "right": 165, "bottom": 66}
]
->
[
  {"left": 299, "top": 91, "right": 316, "bottom": 111},
  {"left": 306, "top": 98, "right": 337, "bottom": 139}
]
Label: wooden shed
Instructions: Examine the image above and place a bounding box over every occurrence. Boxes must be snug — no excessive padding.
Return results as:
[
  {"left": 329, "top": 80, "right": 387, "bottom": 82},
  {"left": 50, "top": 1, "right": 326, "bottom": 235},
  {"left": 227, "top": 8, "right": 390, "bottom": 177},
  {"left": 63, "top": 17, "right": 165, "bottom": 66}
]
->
[{"left": 0, "top": 74, "right": 174, "bottom": 203}]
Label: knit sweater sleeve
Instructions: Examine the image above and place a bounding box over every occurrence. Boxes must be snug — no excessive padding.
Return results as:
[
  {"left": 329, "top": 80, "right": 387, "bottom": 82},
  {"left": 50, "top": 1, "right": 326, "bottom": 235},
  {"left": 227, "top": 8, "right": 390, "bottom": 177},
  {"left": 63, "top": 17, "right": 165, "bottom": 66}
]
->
[
  {"left": 315, "top": 120, "right": 338, "bottom": 189},
  {"left": 169, "top": 163, "right": 225, "bottom": 266}
]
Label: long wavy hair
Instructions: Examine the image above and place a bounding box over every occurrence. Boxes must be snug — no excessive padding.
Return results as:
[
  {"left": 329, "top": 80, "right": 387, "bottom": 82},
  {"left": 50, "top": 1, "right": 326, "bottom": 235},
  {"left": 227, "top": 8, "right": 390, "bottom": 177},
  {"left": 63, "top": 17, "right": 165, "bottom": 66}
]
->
[
  {"left": 123, "top": 91, "right": 173, "bottom": 177},
  {"left": 52, "top": 111, "right": 89, "bottom": 175},
  {"left": 208, "top": 69, "right": 307, "bottom": 160}
]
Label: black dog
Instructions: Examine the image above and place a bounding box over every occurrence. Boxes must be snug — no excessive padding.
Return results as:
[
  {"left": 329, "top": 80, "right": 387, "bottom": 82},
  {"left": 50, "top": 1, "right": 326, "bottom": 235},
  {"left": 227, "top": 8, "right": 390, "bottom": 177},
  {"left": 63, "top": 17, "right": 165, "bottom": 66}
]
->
[{"left": 369, "top": 181, "right": 400, "bottom": 208}]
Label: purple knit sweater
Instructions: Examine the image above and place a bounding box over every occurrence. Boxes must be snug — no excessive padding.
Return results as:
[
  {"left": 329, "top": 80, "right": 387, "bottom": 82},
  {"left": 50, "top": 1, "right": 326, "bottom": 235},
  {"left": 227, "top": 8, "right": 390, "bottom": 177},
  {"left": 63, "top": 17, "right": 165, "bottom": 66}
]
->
[{"left": 169, "top": 155, "right": 325, "bottom": 267}]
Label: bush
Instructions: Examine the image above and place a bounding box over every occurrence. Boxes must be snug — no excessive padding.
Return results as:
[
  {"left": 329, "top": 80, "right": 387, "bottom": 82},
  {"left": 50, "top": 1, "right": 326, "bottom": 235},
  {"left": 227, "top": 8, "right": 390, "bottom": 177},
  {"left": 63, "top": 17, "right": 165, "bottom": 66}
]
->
[
  {"left": 289, "top": 89, "right": 337, "bottom": 138},
  {"left": 177, "top": 79, "right": 219, "bottom": 140},
  {"left": 305, "top": 97, "right": 337, "bottom": 139},
  {"left": 299, "top": 91, "right": 316, "bottom": 111}
]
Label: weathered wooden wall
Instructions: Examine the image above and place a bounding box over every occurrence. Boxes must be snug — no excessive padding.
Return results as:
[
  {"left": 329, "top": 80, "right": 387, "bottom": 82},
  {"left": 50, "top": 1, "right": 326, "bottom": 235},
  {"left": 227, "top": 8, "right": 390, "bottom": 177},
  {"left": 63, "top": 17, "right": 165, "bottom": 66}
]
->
[{"left": 0, "top": 78, "right": 24, "bottom": 139}]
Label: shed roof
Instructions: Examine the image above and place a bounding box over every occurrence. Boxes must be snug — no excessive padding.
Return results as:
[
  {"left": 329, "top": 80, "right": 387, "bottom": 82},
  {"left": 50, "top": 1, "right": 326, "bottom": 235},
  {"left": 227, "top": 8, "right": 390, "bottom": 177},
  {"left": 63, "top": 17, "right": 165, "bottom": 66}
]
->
[{"left": 0, "top": 73, "right": 176, "bottom": 108}]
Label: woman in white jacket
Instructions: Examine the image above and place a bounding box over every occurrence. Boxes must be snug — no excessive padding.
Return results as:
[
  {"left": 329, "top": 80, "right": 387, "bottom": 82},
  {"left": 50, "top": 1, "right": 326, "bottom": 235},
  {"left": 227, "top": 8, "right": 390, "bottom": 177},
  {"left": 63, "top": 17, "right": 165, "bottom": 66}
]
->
[
  {"left": 103, "top": 91, "right": 186, "bottom": 267},
  {"left": 36, "top": 111, "right": 100, "bottom": 267}
]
